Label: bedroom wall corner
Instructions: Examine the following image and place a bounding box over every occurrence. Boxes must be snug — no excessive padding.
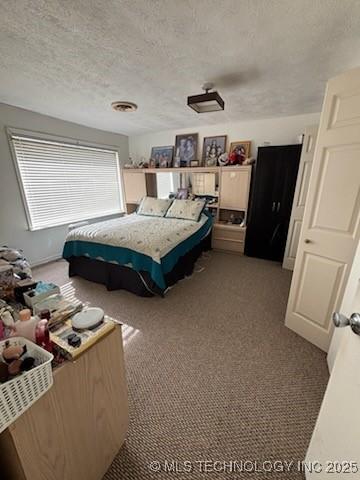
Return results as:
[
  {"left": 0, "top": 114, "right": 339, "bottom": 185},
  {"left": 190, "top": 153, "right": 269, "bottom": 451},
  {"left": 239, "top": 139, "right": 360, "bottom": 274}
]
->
[{"left": 128, "top": 112, "right": 321, "bottom": 162}]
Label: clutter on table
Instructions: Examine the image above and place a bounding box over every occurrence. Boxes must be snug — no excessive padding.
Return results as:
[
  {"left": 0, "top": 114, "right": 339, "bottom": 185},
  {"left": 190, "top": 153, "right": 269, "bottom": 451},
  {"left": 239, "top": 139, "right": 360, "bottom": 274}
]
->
[
  {"left": 50, "top": 313, "right": 115, "bottom": 360},
  {"left": 23, "top": 281, "right": 60, "bottom": 308},
  {"left": 0, "top": 336, "right": 54, "bottom": 434},
  {"left": 0, "top": 245, "right": 117, "bottom": 362},
  {"left": 0, "top": 246, "right": 32, "bottom": 279},
  {"left": 0, "top": 245, "right": 118, "bottom": 433}
]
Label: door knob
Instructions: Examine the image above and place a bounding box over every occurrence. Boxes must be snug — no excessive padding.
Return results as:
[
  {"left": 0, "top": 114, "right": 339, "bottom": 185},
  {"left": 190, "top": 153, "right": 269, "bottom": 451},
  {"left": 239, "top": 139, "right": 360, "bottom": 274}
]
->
[
  {"left": 333, "top": 312, "right": 350, "bottom": 327},
  {"left": 333, "top": 312, "right": 360, "bottom": 336},
  {"left": 304, "top": 238, "right": 312, "bottom": 244}
]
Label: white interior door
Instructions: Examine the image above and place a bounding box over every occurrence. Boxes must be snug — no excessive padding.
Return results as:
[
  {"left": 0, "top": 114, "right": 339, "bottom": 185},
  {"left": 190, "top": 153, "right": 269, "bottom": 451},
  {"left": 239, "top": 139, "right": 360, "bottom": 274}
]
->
[
  {"left": 283, "top": 125, "right": 318, "bottom": 270},
  {"left": 305, "top": 246, "right": 360, "bottom": 479},
  {"left": 285, "top": 67, "right": 360, "bottom": 352}
]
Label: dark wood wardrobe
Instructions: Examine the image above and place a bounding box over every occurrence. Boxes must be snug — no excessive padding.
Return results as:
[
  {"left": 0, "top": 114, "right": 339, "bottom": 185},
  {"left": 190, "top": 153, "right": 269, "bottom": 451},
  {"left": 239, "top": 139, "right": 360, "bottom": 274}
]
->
[{"left": 245, "top": 144, "right": 302, "bottom": 262}]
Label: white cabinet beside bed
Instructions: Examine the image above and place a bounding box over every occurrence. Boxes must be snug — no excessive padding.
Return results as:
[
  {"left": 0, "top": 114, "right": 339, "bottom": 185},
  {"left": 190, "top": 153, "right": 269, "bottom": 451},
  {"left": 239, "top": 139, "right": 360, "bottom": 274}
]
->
[
  {"left": 123, "top": 171, "right": 147, "bottom": 212},
  {"left": 214, "top": 166, "right": 252, "bottom": 254}
]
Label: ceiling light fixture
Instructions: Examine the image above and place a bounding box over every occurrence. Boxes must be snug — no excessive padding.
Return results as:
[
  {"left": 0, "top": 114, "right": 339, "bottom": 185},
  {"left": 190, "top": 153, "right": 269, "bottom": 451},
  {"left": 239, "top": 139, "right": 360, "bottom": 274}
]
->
[
  {"left": 187, "top": 83, "right": 224, "bottom": 113},
  {"left": 111, "top": 101, "right": 138, "bottom": 112}
]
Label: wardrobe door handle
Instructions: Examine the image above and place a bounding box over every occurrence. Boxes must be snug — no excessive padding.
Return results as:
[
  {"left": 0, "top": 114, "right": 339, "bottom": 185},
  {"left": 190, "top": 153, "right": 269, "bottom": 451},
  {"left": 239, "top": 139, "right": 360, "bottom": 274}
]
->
[{"left": 276, "top": 202, "right": 280, "bottom": 212}]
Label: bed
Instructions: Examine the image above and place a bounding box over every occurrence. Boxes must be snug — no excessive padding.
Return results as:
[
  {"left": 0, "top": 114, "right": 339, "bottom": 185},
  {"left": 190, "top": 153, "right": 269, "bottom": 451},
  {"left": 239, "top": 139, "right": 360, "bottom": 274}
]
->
[{"left": 62, "top": 211, "right": 212, "bottom": 296}]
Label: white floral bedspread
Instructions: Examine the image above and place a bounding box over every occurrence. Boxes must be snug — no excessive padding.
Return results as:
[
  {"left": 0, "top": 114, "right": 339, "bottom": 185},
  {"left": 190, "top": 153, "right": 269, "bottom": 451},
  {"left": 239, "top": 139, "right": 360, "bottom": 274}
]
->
[{"left": 65, "top": 213, "right": 210, "bottom": 264}]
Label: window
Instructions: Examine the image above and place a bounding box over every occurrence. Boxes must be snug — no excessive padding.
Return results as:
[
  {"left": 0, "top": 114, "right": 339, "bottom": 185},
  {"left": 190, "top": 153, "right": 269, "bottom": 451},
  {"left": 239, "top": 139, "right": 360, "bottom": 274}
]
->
[{"left": 10, "top": 131, "right": 123, "bottom": 230}]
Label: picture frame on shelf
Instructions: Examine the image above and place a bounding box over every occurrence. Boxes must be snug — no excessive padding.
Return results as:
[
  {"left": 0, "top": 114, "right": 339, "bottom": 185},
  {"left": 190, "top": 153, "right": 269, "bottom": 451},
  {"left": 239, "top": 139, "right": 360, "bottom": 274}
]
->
[
  {"left": 228, "top": 140, "right": 251, "bottom": 165},
  {"left": 174, "top": 133, "right": 198, "bottom": 167},
  {"left": 150, "top": 146, "right": 174, "bottom": 168},
  {"left": 202, "top": 135, "right": 227, "bottom": 167}
]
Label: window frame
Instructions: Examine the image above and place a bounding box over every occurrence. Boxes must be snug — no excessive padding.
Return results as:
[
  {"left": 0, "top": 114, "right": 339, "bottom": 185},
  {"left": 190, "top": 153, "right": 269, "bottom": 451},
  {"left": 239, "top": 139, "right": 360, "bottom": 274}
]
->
[{"left": 7, "top": 127, "right": 125, "bottom": 231}]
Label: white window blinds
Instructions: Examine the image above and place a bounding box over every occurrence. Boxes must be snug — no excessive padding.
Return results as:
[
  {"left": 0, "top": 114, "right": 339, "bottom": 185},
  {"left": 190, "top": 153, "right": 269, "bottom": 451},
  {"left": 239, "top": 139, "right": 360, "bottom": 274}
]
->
[{"left": 11, "top": 134, "right": 123, "bottom": 231}]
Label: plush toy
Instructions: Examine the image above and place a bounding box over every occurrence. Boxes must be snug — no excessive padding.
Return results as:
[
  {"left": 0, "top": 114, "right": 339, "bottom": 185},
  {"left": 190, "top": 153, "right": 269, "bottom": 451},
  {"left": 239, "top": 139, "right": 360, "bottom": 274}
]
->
[
  {"left": 218, "top": 152, "right": 229, "bottom": 166},
  {"left": 228, "top": 146, "right": 247, "bottom": 165}
]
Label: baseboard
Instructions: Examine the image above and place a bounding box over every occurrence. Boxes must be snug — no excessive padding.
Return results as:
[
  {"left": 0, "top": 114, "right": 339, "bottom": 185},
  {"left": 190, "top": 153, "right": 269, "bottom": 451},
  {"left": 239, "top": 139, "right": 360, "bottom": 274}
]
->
[{"left": 31, "top": 254, "right": 63, "bottom": 268}]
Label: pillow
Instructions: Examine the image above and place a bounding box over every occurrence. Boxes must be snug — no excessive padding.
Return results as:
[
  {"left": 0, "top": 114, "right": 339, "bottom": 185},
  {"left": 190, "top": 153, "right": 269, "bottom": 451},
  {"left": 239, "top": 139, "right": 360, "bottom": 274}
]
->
[
  {"left": 137, "top": 197, "right": 172, "bottom": 217},
  {"left": 165, "top": 199, "right": 206, "bottom": 222}
]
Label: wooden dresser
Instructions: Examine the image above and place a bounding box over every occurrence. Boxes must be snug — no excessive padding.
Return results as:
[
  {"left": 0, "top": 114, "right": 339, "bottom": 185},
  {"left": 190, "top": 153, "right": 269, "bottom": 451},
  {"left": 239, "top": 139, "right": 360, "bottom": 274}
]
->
[{"left": 0, "top": 326, "right": 128, "bottom": 480}]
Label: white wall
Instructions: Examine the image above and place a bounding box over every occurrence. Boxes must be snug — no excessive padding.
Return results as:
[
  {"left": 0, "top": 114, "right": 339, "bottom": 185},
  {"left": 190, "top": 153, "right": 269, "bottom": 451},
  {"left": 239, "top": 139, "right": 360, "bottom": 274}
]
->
[
  {"left": 129, "top": 113, "right": 320, "bottom": 162},
  {"left": 0, "top": 103, "right": 128, "bottom": 266}
]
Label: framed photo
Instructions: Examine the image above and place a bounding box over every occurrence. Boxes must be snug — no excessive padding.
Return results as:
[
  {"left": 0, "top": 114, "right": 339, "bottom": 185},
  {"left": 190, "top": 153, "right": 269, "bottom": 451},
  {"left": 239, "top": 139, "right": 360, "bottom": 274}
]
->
[
  {"left": 202, "top": 135, "right": 227, "bottom": 167},
  {"left": 229, "top": 141, "right": 251, "bottom": 165},
  {"left": 150, "top": 146, "right": 174, "bottom": 168},
  {"left": 174, "top": 133, "right": 198, "bottom": 167}
]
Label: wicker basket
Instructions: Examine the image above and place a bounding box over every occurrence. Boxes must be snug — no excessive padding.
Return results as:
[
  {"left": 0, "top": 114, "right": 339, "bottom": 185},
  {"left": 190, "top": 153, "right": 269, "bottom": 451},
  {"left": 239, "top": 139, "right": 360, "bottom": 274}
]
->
[{"left": 0, "top": 337, "right": 54, "bottom": 434}]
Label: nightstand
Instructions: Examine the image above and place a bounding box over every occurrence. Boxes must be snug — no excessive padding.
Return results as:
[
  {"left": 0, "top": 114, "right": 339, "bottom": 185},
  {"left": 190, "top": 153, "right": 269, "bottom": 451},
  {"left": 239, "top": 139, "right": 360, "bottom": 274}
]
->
[{"left": 212, "top": 223, "right": 246, "bottom": 254}]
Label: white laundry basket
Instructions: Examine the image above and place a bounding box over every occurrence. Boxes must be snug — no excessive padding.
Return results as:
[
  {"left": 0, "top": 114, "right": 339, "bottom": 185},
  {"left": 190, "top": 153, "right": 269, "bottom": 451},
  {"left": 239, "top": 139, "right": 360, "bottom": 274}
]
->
[{"left": 0, "top": 337, "right": 54, "bottom": 434}]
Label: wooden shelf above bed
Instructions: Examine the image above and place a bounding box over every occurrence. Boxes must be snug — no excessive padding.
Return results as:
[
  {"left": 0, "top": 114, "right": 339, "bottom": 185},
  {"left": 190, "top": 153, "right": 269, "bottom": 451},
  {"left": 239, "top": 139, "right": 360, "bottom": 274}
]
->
[{"left": 122, "top": 166, "right": 251, "bottom": 174}]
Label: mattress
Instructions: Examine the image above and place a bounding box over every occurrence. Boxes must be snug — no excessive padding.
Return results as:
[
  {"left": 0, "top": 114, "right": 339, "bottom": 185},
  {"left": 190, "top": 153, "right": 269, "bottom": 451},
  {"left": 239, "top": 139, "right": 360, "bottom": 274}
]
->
[{"left": 62, "top": 212, "right": 212, "bottom": 289}]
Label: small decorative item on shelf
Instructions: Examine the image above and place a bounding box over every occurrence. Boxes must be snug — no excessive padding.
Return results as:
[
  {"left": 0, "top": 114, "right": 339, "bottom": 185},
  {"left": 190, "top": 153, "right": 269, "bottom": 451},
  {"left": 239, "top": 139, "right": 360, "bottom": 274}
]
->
[
  {"left": 176, "top": 188, "right": 189, "bottom": 199},
  {"left": 190, "top": 160, "right": 199, "bottom": 167},
  {"left": 150, "top": 146, "right": 174, "bottom": 168},
  {"left": 218, "top": 152, "right": 229, "bottom": 166},
  {"left": 243, "top": 156, "right": 255, "bottom": 165},
  {"left": 124, "top": 157, "right": 135, "bottom": 169},
  {"left": 174, "top": 133, "right": 198, "bottom": 167},
  {"left": 229, "top": 141, "right": 251, "bottom": 165}
]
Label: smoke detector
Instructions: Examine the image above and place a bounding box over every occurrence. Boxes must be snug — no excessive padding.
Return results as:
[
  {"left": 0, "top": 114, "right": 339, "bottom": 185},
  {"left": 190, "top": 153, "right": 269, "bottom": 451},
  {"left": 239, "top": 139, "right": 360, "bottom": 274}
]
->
[{"left": 111, "top": 101, "right": 138, "bottom": 112}]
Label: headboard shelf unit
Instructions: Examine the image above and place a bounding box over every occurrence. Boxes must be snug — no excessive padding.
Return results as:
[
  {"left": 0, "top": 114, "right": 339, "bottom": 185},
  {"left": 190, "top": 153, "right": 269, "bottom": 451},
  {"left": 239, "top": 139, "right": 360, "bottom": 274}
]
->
[
  {"left": 123, "top": 166, "right": 219, "bottom": 174},
  {"left": 121, "top": 165, "right": 252, "bottom": 255}
]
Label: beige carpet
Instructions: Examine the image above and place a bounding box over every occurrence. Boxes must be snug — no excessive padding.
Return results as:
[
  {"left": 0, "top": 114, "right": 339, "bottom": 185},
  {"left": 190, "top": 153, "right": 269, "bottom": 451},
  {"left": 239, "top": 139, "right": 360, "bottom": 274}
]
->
[{"left": 34, "top": 252, "right": 329, "bottom": 479}]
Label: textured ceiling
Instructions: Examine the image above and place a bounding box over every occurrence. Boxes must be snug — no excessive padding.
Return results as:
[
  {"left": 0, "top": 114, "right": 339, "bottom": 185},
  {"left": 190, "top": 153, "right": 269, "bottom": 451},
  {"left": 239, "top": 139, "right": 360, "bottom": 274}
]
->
[{"left": 1, "top": 0, "right": 360, "bottom": 135}]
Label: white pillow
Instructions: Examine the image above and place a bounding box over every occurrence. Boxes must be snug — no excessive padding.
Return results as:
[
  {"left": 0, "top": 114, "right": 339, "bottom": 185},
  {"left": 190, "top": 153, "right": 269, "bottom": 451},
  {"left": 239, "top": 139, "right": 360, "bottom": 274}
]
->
[
  {"left": 137, "top": 197, "right": 172, "bottom": 217},
  {"left": 165, "top": 199, "right": 205, "bottom": 222}
]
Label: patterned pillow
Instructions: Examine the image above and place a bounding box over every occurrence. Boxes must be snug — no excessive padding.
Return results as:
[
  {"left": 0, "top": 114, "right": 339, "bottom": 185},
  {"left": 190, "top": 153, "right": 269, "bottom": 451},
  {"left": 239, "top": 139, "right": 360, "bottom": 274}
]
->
[
  {"left": 137, "top": 197, "right": 173, "bottom": 217},
  {"left": 165, "top": 199, "right": 206, "bottom": 222}
]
